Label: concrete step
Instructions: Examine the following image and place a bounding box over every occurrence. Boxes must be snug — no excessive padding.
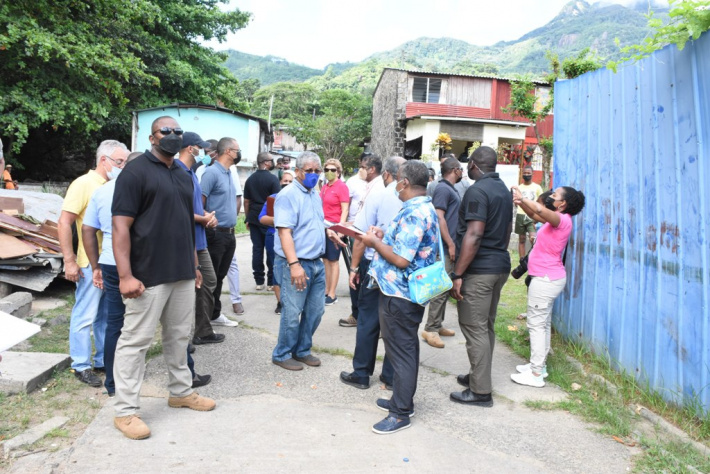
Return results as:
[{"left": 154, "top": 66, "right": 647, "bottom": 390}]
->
[{"left": 0, "top": 351, "right": 71, "bottom": 395}]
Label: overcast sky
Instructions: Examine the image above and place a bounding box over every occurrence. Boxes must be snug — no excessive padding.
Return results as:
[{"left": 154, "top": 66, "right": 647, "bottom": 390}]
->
[{"left": 211, "top": 0, "right": 663, "bottom": 69}]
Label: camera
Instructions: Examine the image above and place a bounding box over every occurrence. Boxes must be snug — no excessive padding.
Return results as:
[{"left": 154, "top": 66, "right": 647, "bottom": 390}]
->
[{"left": 511, "top": 254, "right": 529, "bottom": 279}]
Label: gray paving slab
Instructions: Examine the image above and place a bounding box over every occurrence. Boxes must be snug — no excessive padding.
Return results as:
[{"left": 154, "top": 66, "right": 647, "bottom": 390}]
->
[
  {"left": 0, "top": 351, "right": 70, "bottom": 395},
  {"left": 55, "top": 234, "right": 633, "bottom": 472}
]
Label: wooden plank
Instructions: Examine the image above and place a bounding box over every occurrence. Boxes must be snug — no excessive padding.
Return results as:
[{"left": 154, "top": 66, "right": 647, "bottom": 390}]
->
[
  {"left": 0, "top": 233, "right": 37, "bottom": 259},
  {"left": 0, "top": 212, "right": 40, "bottom": 232},
  {"left": 39, "top": 220, "right": 59, "bottom": 239},
  {"left": 20, "top": 236, "right": 61, "bottom": 253},
  {"left": 0, "top": 197, "right": 24, "bottom": 214}
]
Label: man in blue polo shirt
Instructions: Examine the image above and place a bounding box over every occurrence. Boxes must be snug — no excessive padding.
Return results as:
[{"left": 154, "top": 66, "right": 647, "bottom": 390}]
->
[
  {"left": 200, "top": 137, "right": 241, "bottom": 327},
  {"left": 177, "top": 133, "right": 225, "bottom": 345},
  {"left": 272, "top": 151, "right": 326, "bottom": 371}
]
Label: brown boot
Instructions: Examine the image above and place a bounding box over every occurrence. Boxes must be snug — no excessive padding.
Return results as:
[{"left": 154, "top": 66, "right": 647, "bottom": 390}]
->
[
  {"left": 114, "top": 415, "right": 151, "bottom": 440},
  {"left": 438, "top": 327, "right": 455, "bottom": 337},
  {"left": 422, "top": 331, "right": 445, "bottom": 348},
  {"left": 168, "top": 392, "right": 216, "bottom": 411}
]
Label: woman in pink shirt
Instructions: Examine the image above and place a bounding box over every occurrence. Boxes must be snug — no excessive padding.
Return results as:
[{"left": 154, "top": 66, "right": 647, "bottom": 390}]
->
[
  {"left": 509, "top": 186, "right": 586, "bottom": 387},
  {"left": 320, "top": 159, "right": 350, "bottom": 305}
]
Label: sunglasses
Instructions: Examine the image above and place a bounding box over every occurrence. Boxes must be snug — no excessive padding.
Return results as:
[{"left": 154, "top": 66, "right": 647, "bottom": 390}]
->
[
  {"left": 301, "top": 168, "right": 322, "bottom": 174},
  {"left": 324, "top": 168, "right": 337, "bottom": 172},
  {"left": 153, "top": 127, "right": 184, "bottom": 136}
]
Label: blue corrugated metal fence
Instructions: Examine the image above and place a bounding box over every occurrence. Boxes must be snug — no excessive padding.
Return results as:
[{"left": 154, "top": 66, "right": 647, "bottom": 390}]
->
[{"left": 554, "top": 32, "right": 710, "bottom": 412}]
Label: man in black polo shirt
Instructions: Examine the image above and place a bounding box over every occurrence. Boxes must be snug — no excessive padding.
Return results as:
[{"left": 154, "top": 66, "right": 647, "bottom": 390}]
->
[
  {"left": 111, "top": 116, "right": 215, "bottom": 440},
  {"left": 243, "top": 152, "right": 280, "bottom": 290},
  {"left": 448, "top": 145, "right": 512, "bottom": 408}
]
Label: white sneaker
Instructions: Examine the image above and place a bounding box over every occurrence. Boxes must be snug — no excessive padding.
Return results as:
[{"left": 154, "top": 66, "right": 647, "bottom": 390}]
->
[
  {"left": 511, "top": 370, "right": 545, "bottom": 388},
  {"left": 516, "top": 363, "right": 549, "bottom": 378},
  {"left": 211, "top": 314, "right": 238, "bottom": 327},
  {"left": 255, "top": 284, "right": 265, "bottom": 291}
]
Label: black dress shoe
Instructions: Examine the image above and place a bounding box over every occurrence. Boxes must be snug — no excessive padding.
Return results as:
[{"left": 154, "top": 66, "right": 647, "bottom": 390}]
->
[
  {"left": 456, "top": 374, "right": 469, "bottom": 388},
  {"left": 379, "top": 374, "right": 393, "bottom": 391},
  {"left": 340, "top": 371, "right": 370, "bottom": 389},
  {"left": 192, "top": 333, "right": 226, "bottom": 345},
  {"left": 192, "top": 373, "right": 212, "bottom": 388},
  {"left": 450, "top": 389, "right": 493, "bottom": 407}
]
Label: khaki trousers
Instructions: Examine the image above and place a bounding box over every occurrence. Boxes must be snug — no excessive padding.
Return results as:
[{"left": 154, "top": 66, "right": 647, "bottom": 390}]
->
[
  {"left": 114, "top": 279, "right": 195, "bottom": 417},
  {"left": 456, "top": 272, "right": 509, "bottom": 394},
  {"left": 424, "top": 255, "right": 454, "bottom": 332}
]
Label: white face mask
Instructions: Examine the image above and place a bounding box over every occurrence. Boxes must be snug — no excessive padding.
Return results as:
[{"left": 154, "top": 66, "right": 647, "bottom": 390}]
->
[{"left": 103, "top": 160, "right": 121, "bottom": 181}]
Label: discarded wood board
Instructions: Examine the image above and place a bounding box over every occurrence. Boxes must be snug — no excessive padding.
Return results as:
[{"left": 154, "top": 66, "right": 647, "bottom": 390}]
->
[
  {"left": 0, "top": 197, "right": 24, "bottom": 214},
  {"left": 0, "top": 233, "right": 37, "bottom": 259}
]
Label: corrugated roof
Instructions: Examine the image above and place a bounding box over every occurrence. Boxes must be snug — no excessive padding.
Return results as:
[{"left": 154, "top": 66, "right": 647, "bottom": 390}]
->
[
  {"left": 132, "top": 103, "right": 269, "bottom": 131},
  {"left": 382, "top": 67, "right": 550, "bottom": 86}
]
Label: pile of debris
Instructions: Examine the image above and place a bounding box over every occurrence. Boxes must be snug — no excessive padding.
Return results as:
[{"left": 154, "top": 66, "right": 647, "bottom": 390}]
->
[{"left": 0, "top": 190, "right": 65, "bottom": 291}]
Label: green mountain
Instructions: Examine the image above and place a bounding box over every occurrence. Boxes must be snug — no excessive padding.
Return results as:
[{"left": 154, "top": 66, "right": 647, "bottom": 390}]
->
[
  {"left": 225, "top": 1, "right": 667, "bottom": 91},
  {"left": 223, "top": 50, "right": 325, "bottom": 84}
]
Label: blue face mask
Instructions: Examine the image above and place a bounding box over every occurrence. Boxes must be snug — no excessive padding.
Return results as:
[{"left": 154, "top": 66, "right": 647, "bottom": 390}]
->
[
  {"left": 302, "top": 172, "right": 320, "bottom": 189},
  {"left": 201, "top": 155, "right": 212, "bottom": 167},
  {"left": 107, "top": 166, "right": 122, "bottom": 181}
]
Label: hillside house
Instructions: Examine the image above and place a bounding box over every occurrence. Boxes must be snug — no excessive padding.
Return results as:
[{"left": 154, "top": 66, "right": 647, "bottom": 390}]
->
[{"left": 371, "top": 68, "right": 553, "bottom": 166}]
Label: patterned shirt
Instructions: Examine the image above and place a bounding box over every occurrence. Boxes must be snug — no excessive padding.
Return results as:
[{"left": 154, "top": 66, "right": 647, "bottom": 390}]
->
[{"left": 368, "top": 196, "right": 439, "bottom": 301}]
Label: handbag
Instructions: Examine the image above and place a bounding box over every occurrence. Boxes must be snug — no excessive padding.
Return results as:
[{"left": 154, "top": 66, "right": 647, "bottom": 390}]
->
[{"left": 407, "top": 225, "right": 453, "bottom": 305}]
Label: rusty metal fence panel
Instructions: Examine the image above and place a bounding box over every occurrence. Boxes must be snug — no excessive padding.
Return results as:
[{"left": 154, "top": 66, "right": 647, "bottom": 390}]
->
[{"left": 553, "top": 32, "right": 710, "bottom": 412}]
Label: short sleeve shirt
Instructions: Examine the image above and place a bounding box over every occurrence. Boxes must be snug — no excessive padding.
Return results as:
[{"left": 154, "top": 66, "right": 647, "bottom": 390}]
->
[
  {"left": 229, "top": 165, "right": 243, "bottom": 197},
  {"left": 368, "top": 196, "right": 439, "bottom": 302},
  {"left": 62, "top": 170, "right": 106, "bottom": 268},
  {"left": 455, "top": 172, "right": 513, "bottom": 274},
  {"left": 244, "top": 169, "right": 281, "bottom": 225},
  {"left": 112, "top": 152, "right": 195, "bottom": 287},
  {"left": 273, "top": 180, "right": 326, "bottom": 260},
  {"left": 320, "top": 179, "right": 349, "bottom": 223},
  {"left": 201, "top": 161, "right": 236, "bottom": 228},
  {"left": 528, "top": 212, "right": 572, "bottom": 280},
  {"left": 431, "top": 179, "right": 461, "bottom": 250},
  {"left": 354, "top": 182, "right": 402, "bottom": 261},
  {"left": 346, "top": 175, "right": 367, "bottom": 222},
  {"left": 83, "top": 179, "right": 116, "bottom": 266},
  {"left": 517, "top": 182, "right": 543, "bottom": 215},
  {"left": 176, "top": 159, "right": 207, "bottom": 251}
]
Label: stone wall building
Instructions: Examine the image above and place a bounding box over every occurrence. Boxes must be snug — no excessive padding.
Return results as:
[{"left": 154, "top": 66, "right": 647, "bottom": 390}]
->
[{"left": 371, "top": 68, "right": 553, "bottom": 166}]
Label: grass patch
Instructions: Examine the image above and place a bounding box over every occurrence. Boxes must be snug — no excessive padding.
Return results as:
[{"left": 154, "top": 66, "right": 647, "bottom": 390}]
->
[
  {"left": 496, "top": 250, "right": 710, "bottom": 468},
  {"left": 312, "top": 345, "right": 353, "bottom": 359},
  {"left": 235, "top": 215, "right": 248, "bottom": 235},
  {"left": 430, "top": 367, "right": 451, "bottom": 377},
  {"left": 25, "top": 295, "right": 75, "bottom": 354}
]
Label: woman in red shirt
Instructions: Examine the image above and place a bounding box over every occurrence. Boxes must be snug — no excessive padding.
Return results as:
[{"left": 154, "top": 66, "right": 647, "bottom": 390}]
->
[{"left": 320, "top": 159, "right": 350, "bottom": 305}]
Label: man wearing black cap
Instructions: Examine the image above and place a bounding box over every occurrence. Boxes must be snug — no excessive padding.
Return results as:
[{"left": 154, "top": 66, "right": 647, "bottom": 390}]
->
[{"left": 177, "top": 133, "right": 225, "bottom": 346}]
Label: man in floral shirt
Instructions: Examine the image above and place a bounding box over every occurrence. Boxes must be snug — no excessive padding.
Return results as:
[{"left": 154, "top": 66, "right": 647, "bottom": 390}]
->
[{"left": 358, "top": 160, "right": 439, "bottom": 435}]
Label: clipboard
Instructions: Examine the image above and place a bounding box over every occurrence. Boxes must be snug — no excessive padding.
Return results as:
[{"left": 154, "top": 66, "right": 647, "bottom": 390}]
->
[
  {"left": 266, "top": 196, "right": 275, "bottom": 217},
  {"left": 329, "top": 223, "right": 365, "bottom": 239}
]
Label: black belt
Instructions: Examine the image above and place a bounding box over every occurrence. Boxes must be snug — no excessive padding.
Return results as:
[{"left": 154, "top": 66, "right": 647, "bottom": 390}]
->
[{"left": 214, "top": 227, "right": 234, "bottom": 234}]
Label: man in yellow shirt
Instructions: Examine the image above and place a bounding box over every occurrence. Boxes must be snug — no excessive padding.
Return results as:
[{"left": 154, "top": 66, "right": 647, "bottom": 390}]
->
[
  {"left": 515, "top": 165, "right": 543, "bottom": 259},
  {"left": 58, "top": 140, "right": 129, "bottom": 387}
]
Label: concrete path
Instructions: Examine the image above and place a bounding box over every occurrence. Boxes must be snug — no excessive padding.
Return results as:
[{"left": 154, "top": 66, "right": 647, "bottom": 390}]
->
[{"left": 55, "top": 235, "right": 633, "bottom": 473}]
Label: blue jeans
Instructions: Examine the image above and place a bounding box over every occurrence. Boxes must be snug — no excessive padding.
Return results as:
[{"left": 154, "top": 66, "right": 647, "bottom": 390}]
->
[
  {"left": 272, "top": 256, "right": 325, "bottom": 362},
  {"left": 101, "top": 264, "right": 124, "bottom": 394},
  {"left": 265, "top": 232, "right": 276, "bottom": 285},
  {"left": 69, "top": 266, "right": 107, "bottom": 371}
]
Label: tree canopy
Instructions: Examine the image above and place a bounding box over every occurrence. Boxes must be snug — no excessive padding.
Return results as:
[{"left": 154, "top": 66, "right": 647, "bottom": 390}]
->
[{"left": 0, "top": 0, "right": 250, "bottom": 176}]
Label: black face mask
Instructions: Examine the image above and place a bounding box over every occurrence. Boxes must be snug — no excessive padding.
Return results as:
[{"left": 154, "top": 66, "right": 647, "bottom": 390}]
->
[
  {"left": 281, "top": 183, "right": 289, "bottom": 190},
  {"left": 158, "top": 134, "right": 183, "bottom": 156},
  {"left": 522, "top": 174, "right": 532, "bottom": 182},
  {"left": 544, "top": 196, "right": 557, "bottom": 211}
]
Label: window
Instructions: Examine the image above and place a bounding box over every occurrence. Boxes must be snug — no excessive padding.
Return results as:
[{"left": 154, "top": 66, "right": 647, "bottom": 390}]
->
[{"left": 412, "top": 77, "right": 442, "bottom": 104}]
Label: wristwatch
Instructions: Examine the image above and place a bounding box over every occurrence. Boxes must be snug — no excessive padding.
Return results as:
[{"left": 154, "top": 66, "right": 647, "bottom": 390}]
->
[
  {"left": 448, "top": 271, "right": 462, "bottom": 281},
  {"left": 195, "top": 265, "right": 202, "bottom": 271}
]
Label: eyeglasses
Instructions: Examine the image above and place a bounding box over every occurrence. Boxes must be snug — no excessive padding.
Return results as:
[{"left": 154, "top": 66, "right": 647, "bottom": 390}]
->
[
  {"left": 324, "top": 168, "right": 337, "bottom": 172},
  {"left": 104, "top": 155, "right": 125, "bottom": 167},
  {"left": 301, "top": 168, "right": 322, "bottom": 174},
  {"left": 152, "top": 127, "right": 184, "bottom": 136}
]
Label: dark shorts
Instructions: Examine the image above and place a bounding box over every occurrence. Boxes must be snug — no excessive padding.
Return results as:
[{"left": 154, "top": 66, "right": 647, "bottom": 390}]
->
[
  {"left": 323, "top": 237, "right": 341, "bottom": 261},
  {"left": 515, "top": 213, "right": 536, "bottom": 235}
]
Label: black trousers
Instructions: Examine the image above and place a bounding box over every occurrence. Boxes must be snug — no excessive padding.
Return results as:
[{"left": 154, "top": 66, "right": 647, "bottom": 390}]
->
[
  {"left": 249, "top": 224, "right": 273, "bottom": 285},
  {"left": 379, "top": 293, "right": 425, "bottom": 419},
  {"left": 206, "top": 229, "right": 236, "bottom": 320},
  {"left": 352, "top": 260, "right": 393, "bottom": 381}
]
